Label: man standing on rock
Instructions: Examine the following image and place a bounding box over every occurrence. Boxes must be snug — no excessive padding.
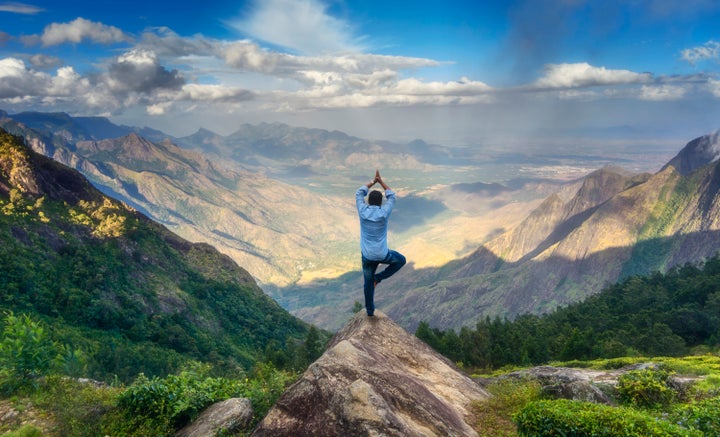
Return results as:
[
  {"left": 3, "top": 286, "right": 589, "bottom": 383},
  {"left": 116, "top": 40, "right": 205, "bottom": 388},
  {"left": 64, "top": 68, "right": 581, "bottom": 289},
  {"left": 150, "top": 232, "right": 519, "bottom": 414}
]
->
[{"left": 355, "top": 170, "right": 406, "bottom": 316}]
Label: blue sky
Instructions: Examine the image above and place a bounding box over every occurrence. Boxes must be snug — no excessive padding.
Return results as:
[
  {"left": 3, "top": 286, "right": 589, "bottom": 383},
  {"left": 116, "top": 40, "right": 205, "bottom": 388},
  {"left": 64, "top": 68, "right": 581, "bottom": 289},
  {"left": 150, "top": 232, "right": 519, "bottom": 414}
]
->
[{"left": 1, "top": 0, "right": 719, "bottom": 146}]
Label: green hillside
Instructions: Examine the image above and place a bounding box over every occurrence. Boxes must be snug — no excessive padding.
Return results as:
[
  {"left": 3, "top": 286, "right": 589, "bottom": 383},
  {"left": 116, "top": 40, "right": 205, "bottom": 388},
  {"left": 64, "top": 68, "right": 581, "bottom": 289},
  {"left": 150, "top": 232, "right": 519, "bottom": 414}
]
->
[
  {"left": 417, "top": 254, "right": 720, "bottom": 370},
  {"left": 0, "top": 128, "right": 310, "bottom": 382}
]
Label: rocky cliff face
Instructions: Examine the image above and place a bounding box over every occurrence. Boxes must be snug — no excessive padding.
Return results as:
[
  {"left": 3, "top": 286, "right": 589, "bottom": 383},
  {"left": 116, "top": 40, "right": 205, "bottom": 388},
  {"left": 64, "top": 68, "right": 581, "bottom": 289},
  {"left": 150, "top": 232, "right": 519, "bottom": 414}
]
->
[{"left": 253, "top": 311, "right": 488, "bottom": 436}]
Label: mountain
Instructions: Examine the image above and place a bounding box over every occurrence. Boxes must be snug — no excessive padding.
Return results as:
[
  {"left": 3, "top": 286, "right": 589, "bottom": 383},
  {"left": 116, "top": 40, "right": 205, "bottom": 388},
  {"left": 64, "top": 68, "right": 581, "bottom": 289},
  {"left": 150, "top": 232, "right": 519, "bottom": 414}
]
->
[
  {"left": 177, "top": 122, "right": 439, "bottom": 175},
  {"left": 0, "top": 113, "right": 359, "bottom": 286},
  {"left": 6, "top": 110, "right": 171, "bottom": 144},
  {"left": 252, "top": 311, "right": 488, "bottom": 436},
  {"left": 272, "top": 130, "right": 720, "bottom": 332},
  {"left": 0, "top": 128, "right": 309, "bottom": 380},
  {"left": 380, "top": 130, "right": 720, "bottom": 330}
]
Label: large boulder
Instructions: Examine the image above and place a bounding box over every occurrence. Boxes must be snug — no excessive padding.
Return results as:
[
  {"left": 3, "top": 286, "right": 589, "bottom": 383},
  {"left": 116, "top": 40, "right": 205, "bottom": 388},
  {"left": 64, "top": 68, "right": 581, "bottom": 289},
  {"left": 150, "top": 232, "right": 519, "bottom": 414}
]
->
[
  {"left": 253, "top": 311, "right": 489, "bottom": 436},
  {"left": 176, "top": 398, "right": 253, "bottom": 437}
]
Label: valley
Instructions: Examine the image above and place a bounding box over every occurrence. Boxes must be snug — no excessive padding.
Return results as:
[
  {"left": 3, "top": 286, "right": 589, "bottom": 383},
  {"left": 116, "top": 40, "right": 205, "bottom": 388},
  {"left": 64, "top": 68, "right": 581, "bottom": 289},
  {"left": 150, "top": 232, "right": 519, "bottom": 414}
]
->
[{"left": 1, "top": 109, "right": 693, "bottom": 334}]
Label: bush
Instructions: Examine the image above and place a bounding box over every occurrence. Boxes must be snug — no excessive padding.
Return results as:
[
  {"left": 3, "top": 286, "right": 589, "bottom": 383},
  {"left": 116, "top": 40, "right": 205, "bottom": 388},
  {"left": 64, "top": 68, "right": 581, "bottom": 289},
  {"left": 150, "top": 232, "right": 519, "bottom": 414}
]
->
[
  {"left": 33, "top": 375, "right": 121, "bottom": 437},
  {"left": 515, "top": 399, "right": 701, "bottom": 437},
  {"left": 0, "top": 312, "right": 62, "bottom": 394},
  {"left": 114, "top": 362, "right": 297, "bottom": 436},
  {"left": 117, "top": 365, "right": 243, "bottom": 430},
  {"left": 2, "top": 425, "right": 44, "bottom": 437},
  {"left": 672, "top": 396, "right": 720, "bottom": 435},
  {"left": 617, "top": 367, "right": 677, "bottom": 409}
]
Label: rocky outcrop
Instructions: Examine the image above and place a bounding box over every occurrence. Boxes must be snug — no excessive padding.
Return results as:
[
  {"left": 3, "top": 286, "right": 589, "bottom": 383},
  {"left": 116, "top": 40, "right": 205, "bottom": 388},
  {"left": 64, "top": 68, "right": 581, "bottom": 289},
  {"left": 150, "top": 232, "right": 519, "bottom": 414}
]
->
[
  {"left": 253, "top": 311, "right": 489, "bottom": 436},
  {"left": 175, "top": 398, "right": 253, "bottom": 437},
  {"left": 478, "top": 363, "right": 703, "bottom": 405}
]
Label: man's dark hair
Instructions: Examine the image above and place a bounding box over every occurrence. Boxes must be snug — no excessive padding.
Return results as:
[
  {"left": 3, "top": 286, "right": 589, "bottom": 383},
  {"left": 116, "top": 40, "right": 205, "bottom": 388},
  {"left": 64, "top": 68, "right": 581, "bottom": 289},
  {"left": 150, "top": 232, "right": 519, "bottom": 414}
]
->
[{"left": 368, "top": 190, "right": 383, "bottom": 206}]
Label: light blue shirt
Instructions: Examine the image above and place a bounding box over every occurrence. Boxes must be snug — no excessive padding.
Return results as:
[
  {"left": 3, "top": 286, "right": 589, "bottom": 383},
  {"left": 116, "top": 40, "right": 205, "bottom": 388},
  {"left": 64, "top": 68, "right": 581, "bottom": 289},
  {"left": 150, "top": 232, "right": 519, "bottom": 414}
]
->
[{"left": 356, "top": 186, "right": 396, "bottom": 261}]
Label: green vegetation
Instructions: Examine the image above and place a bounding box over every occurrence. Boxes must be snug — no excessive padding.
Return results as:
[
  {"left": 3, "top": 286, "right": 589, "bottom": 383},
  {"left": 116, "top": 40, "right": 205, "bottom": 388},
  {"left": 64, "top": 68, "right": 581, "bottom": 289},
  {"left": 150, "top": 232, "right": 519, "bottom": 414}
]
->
[
  {"left": 469, "top": 359, "right": 720, "bottom": 436},
  {"left": 472, "top": 377, "right": 542, "bottom": 436},
  {"left": 0, "top": 129, "right": 323, "bottom": 383},
  {"left": 417, "top": 255, "right": 720, "bottom": 371},
  {"left": 0, "top": 363, "right": 296, "bottom": 436},
  {"left": 515, "top": 399, "right": 702, "bottom": 437},
  {"left": 430, "top": 244, "right": 720, "bottom": 436}
]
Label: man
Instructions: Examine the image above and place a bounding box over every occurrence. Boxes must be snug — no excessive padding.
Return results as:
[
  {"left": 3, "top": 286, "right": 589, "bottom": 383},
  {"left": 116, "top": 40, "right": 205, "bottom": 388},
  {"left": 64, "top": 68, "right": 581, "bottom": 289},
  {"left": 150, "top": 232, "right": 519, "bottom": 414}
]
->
[{"left": 355, "top": 170, "right": 406, "bottom": 316}]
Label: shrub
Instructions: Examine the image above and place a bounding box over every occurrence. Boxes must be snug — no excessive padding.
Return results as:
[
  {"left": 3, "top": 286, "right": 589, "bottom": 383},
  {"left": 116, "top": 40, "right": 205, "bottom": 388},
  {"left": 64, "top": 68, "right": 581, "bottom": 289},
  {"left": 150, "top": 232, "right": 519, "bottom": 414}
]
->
[
  {"left": 0, "top": 312, "right": 62, "bottom": 394},
  {"left": 117, "top": 366, "right": 243, "bottom": 430},
  {"left": 2, "top": 425, "right": 44, "bottom": 437},
  {"left": 33, "top": 375, "right": 121, "bottom": 437},
  {"left": 671, "top": 396, "right": 720, "bottom": 435},
  {"left": 114, "top": 362, "right": 297, "bottom": 435},
  {"left": 515, "top": 399, "right": 701, "bottom": 437},
  {"left": 617, "top": 367, "right": 677, "bottom": 409}
]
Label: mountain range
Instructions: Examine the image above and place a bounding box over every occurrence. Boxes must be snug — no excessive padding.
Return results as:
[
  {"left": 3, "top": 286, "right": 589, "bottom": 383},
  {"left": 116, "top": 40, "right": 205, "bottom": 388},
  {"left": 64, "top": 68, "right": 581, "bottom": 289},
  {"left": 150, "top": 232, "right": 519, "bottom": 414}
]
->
[
  {"left": 271, "top": 130, "right": 720, "bottom": 331},
  {"left": 0, "top": 110, "right": 537, "bottom": 289},
  {"left": 4, "top": 108, "right": 719, "bottom": 335},
  {"left": 0, "top": 111, "right": 362, "bottom": 286},
  {"left": 378, "top": 130, "right": 720, "bottom": 330}
]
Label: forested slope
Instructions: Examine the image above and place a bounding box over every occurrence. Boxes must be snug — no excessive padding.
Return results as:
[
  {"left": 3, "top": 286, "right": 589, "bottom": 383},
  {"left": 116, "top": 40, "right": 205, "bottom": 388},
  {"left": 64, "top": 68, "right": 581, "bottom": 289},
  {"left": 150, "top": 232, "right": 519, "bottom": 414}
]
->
[
  {"left": 418, "top": 254, "right": 720, "bottom": 369},
  {"left": 0, "top": 128, "right": 310, "bottom": 381}
]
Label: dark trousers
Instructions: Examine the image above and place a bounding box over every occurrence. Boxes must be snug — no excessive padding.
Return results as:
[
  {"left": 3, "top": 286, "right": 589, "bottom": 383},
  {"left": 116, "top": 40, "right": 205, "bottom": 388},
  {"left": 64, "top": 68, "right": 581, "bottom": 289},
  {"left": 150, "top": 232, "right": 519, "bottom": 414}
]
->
[{"left": 362, "top": 250, "right": 406, "bottom": 316}]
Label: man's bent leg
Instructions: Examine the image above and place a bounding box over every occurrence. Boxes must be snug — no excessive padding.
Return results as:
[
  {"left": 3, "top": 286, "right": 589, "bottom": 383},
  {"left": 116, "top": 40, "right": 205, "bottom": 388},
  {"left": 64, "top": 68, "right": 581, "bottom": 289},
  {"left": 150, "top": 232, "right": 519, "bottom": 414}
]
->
[
  {"left": 362, "top": 257, "right": 379, "bottom": 316},
  {"left": 374, "top": 250, "right": 406, "bottom": 283}
]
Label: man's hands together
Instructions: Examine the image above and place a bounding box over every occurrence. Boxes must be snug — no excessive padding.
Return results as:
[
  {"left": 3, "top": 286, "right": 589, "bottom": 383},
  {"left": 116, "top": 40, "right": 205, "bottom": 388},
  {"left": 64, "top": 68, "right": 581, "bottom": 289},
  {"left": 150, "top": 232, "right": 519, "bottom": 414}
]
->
[{"left": 367, "top": 169, "right": 390, "bottom": 190}]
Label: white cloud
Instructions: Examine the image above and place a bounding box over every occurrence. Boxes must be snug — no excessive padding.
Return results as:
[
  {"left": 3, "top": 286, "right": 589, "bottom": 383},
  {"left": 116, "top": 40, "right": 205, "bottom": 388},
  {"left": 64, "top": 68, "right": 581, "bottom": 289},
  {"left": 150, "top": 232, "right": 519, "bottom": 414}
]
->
[
  {"left": 172, "top": 83, "right": 254, "bottom": 102},
  {"left": 222, "top": 41, "right": 287, "bottom": 73},
  {"left": 40, "top": 17, "right": 131, "bottom": 46},
  {"left": 639, "top": 84, "right": 688, "bottom": 101},
  {"left": 681, "top": 41, "right": 720, "bottom": 65},
  {"left": 0, "top": 57, "right": 90, "bottom": 100},
  {"left": 707, "top": 79, "right": 720, "bottom": 98},
  {"left": 229, "top": 0, "right": 363, "bottom": 55},
  {"left": 0, "top": 2, "right": 43, "bottom": 14},
  {"left": 0, "top": 57, "right": 50, "bottom": 98},
  {"left": 533, "top": 63, "right": 651, "bottom": 89}
]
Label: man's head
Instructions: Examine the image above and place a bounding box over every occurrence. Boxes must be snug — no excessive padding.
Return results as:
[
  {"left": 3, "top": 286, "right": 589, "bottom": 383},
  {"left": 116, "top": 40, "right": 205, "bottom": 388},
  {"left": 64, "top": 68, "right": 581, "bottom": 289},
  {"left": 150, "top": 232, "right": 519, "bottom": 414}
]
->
[{"left": 368, "top": 190, "right": 383, "bottom": 206}]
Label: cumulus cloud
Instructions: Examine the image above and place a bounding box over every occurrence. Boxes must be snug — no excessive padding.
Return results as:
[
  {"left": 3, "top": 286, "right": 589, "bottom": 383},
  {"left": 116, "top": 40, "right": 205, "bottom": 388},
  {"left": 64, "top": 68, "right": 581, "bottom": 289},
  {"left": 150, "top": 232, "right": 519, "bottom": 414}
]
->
[
  {"left": 230, "top": 0, "right": 364, "bottom": 55},
  {"left": 0, "top": 2, "right": 43, "bottom": 14},
  {"left": 533, "top": 63, "right": 652, "bottom": 89},
  {"left": 0, "top": 57, "right": 89, "bottom": 100},
  {"left": 681, "top": 41, "right": 720, "bottom": 65},
  {"left": 40, "top": 17, "right": 131, "bottom": 46},
  {"left": 105, "top": 49, "right": 184, "bottom": 93}
]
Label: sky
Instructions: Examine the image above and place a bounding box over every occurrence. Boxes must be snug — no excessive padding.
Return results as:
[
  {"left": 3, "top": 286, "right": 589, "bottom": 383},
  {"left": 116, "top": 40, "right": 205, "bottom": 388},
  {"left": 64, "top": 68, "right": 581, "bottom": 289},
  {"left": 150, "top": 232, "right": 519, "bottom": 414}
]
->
[{"left": 0, "top": 0, "right": 719, "bottom": 147}]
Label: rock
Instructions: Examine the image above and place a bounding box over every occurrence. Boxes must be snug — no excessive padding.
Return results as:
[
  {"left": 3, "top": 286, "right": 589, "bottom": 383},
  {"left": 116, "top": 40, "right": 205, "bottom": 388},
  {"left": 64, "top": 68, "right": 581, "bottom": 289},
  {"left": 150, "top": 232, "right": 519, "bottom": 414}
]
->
[
  {"left": 252, "top": 311, "right": 489, "bottom": 437},
  {"left": 175, "top": 398, "right": 253, "bottom": 437},
  {"left": 481, "top": 365, "right": 616, "bottom": 405},
  {"left": 480, "top": 363, "right": 705, "bottom": 405}
]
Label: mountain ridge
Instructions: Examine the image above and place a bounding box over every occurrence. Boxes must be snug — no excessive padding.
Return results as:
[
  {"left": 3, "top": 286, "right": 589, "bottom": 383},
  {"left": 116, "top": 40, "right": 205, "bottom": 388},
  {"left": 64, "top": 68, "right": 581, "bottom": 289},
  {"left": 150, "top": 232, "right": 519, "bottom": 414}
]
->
[
  {"left": 0, "top": 127, "right": 309, "bottom": 379},
  {"left": 381, "top": 131, "right": 720, "bottom": 330},
  {"left": 0, "top": 112, "right": 360, "bottom": 285}
]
